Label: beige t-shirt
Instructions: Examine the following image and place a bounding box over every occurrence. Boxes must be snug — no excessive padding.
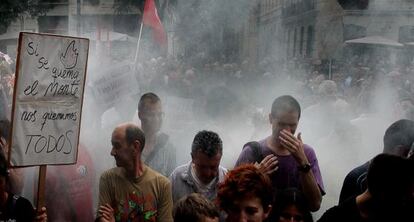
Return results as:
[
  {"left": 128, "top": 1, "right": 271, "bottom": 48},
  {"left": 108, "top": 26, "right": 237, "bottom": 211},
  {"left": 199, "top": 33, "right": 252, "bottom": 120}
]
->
[{"left": 97, "top": 165, "right": 173, "bottom": 222}]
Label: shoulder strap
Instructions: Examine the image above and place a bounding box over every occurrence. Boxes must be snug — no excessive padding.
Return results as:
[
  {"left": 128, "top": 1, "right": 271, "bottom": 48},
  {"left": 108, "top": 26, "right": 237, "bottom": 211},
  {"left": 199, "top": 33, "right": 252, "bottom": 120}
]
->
[
  {"left": 243, "top": 141, "right": 263, "bottom": 163},
  {"left": 10, "top": 194, "right": 19, "bottom": 216},
  {"left": 145, "top": 133, "right": 169, "bottom": 164}
]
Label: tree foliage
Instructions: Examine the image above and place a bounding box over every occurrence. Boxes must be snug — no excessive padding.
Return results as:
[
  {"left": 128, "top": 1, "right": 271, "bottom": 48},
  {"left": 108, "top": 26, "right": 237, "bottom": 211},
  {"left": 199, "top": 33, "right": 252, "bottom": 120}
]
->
[
  {"left": 0, "top": 0, "right": 61, "bottom": 34},
  {"left": 113, "top": 0, "right": 177, "bottom": 19}
]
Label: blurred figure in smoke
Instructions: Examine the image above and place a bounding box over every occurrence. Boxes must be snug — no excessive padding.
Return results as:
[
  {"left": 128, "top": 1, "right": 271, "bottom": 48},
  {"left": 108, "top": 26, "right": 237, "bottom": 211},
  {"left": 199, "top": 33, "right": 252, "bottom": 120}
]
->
[
  {"left": 101, "top": 95, "right": 138, "bottom": 131},
  {"left": 138, "top": 92, "right": 176, "bottom": 176},
  {"left": 0, "top": 120, "right": 24, "bottom": 195},
  {"left": 97, "top": 123, "right": 173, "bottom": 222},
  {"left": 339, "top": 119, "right": 414, "bottom": 203},
  {"left": 173, "top": 193, "right": 219, "bottom": 222},
  {"left": 250, "top": 108, "right": 269, "bottom": 141},
  {"left": 236, "top": 95, "right": 324, "bottom": 221},
  {"left": 394, "top": 91, "right": 414, "bottom": 120},
  {"left": 319, "top": 154, "right": 414, "bottom": 222},
  {"left": 45, "top": 144, "right": 95, "bottom": 222},
  {"left": 301, "top": 80, "right": 350, "bottom": 144},
  {"left": 169, "top": 130, "right": 227, "bottom": 203},
  {"left": 201, "top": 85, "right": 250, "bottom": 169}
]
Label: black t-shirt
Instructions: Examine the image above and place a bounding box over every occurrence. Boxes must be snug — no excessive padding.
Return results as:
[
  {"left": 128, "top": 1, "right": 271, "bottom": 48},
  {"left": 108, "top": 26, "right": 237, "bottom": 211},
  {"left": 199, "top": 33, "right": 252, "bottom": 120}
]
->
[
  {"left": 339, "top": 161, "right": 370, "bottom": 203},
  {"left": 318, "top": 195, "right": 414, "bottom": 222},
  {"left": 318, "top": 196, "right": 363, "bottom": 222},
  {"left": 0, "top": 193, "right": 35, "bottom": 222}
]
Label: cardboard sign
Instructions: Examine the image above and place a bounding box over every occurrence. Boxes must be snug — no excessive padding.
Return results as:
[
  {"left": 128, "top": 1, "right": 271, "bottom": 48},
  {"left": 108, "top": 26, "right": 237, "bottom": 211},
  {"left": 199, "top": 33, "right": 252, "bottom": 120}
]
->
[
  {"left": 10, "top": 32, "right": 89, "bottom": 166},
  {"left": 91, "top": 62, "right": 139, "bottom": 110}
]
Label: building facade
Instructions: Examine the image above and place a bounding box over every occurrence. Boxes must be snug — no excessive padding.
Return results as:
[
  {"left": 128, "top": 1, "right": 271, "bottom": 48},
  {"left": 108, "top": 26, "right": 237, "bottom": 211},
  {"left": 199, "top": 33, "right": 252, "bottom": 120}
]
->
[
  {"left": 0, "top": 0, "right": 141, "bottom": 59},
  {"left": 249, "top": 0, "right": 414, "bottom": 65}
]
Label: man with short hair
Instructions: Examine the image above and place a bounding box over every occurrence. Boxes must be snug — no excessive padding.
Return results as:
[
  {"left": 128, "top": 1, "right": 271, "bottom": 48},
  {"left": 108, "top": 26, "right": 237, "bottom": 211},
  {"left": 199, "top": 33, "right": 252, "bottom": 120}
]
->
[
  {"left": 169, "top": 130, "right": 227, "bottom": 203},
  {"left": 235, "top": 95, "right": 324, "bottom": 213},
  {"left": 318, "top": 154, "right": 414, "bottom": 222},
  {"left": 173, "top": 193, "right": 219, "bottom": 222},
  {"left": 339, "top": 119, "right": 414, "bottom": 203},
  {"left": 96, "top": 123, "right": 173, "bottom": 222},
  {"left": 138, "top": 92, "right": 176, "bottom": 176}
]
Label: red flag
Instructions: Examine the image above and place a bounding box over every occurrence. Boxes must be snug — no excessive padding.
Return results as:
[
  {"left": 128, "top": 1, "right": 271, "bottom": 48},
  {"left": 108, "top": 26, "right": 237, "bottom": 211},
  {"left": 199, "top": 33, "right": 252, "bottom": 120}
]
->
[{"left": 143, "top": 0, "right": 167, "bottom": 46}]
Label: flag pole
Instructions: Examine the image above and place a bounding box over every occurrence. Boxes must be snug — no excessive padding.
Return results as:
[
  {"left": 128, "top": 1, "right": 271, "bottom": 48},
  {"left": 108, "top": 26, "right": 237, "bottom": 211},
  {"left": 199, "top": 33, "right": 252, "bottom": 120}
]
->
[{"left": 134, "top": 20, "right": 144, "bottom": 65}]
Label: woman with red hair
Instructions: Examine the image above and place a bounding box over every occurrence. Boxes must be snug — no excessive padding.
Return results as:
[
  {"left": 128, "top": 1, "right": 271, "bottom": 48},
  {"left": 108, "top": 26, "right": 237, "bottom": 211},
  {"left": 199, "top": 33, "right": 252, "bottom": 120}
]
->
[{"left": 217, "top": 164, "right": 273, "bottom": 222}]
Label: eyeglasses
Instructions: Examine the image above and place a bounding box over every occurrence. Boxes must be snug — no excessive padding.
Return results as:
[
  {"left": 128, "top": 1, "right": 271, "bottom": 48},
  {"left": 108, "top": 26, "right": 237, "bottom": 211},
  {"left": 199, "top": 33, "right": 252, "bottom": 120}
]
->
[
  {"left": 280, "top": 213, "right": 304, "bottom": 222},
  {"left": 141, "top": 112, "right": 164, "bottom": 120}
]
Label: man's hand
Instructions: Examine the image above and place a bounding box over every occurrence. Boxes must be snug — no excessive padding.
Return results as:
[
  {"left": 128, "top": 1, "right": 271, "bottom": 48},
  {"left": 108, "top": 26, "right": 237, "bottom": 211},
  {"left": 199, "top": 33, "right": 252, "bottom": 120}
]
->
[
  {"left": 255, "top": 154, "right": 278, "bottom": 175},
  {"left": 35, "top": 207, "right": 47, "bottom": 222},
  {"left": 279, "top": 130, "right": 308, "bottom": 165},
  {"left": 98, "top": 204, "right": 115, "bottom": 222}
]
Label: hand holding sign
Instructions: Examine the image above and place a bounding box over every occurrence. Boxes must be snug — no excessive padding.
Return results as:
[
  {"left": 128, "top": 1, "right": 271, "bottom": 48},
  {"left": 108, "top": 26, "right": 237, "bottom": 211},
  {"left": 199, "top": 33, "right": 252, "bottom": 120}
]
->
[{"left": 10, "top": 32, "right": 89, "bottom": 166}]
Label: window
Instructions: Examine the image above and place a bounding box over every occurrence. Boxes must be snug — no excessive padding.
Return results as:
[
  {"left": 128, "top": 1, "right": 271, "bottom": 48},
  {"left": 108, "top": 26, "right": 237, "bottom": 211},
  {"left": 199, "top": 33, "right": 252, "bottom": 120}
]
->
[
  {"left": 399, "top": 26, "right": 414, "bottom": 43},
  {"left": 306, "top": 26, "right": 314, "bottom": 57},
  {"left": 293, "top": 28, "right": 297, "bottom": 56},
  {"left": 343, "top": 24, "right": 366, "bottom": 41},
  {"left": 300, "top": 26, "right": 304, "bottom": 55}
]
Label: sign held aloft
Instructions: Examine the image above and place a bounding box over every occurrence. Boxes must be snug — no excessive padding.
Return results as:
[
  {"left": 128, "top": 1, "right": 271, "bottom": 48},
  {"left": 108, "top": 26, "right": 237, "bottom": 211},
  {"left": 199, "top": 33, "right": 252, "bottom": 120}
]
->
[{"left": 10, "top": 32, "right": 89, "bottom": 167}]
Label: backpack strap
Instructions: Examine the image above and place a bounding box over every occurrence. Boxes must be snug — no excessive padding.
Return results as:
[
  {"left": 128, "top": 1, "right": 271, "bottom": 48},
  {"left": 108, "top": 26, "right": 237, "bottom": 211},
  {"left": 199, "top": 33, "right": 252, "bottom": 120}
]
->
[
  {"left": 243, "top": 141, "right": 263, "bottom": 163},
  {"left": 145, "top": 133, "right": 169, "bottom": 164},
  {"left": 10, "top": 194, "right": 19, "bottom": 216}
]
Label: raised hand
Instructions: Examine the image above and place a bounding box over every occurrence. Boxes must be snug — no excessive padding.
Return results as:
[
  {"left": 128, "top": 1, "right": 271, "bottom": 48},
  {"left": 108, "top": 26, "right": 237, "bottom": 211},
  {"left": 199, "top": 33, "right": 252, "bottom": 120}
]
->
[
  {"left": 279, "top": 130, "right": 308, "bottom": 165},
  {"left": 256, "top": 154, "right": 279, "bottom": 175}
]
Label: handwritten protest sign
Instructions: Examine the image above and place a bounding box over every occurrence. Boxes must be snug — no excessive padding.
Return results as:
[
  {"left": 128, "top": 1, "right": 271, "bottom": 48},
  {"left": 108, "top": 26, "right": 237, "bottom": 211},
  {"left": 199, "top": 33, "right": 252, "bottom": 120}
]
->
[
  {"left": 10, "top": 32, "right": 89, "bottom": 166},
  {"left": 91, "top": 62, "right": 139, "bottom": 110}
]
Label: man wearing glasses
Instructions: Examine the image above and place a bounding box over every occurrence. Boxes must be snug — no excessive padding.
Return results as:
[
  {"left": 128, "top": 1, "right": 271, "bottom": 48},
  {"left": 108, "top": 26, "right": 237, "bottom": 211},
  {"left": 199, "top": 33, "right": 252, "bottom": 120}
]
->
[{"left": 138, "top": 92, "right": 176, "bottom": 176}]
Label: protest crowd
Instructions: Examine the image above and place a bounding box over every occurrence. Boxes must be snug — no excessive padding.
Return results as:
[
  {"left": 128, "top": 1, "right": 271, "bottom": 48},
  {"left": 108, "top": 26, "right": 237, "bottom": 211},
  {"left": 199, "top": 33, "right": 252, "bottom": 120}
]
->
[{"left": 1, "top": 44, "right": 414, "bottom": 222}]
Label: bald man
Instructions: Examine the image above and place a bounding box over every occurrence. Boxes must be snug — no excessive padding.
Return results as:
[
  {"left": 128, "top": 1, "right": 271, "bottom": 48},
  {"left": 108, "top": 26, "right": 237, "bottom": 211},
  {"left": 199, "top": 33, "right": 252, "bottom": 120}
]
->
[{"left": 96, "top": 123, "right": 173, "bottom": 222}]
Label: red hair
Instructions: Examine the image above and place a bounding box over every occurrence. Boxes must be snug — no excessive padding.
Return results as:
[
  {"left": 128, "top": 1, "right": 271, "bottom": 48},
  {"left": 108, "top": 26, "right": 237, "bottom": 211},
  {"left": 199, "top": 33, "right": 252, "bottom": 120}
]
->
[{"left": 217, "top": 164, "right": 273, "bottom": 212}]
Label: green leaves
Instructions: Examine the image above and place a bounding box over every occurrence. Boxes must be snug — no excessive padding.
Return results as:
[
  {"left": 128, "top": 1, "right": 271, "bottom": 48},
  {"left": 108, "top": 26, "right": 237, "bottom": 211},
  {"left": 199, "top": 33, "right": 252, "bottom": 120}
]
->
[{"left": 0, "top": 0, "right": 59, "bottom": 34}]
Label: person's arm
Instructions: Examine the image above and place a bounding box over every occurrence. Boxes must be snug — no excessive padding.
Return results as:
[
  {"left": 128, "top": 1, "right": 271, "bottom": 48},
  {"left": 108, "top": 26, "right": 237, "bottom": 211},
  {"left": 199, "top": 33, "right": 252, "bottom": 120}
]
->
[
  {"left": 339, "top": 171, "right": 358, "bottom": 204},
  {"left": 157, "top": 179, "right": 173, "bottom": 222},
  {"left": 298, "top": 164, "right": 322, "bottom": 211},
  {"left": 279, "top": 130, "right": 322, "bottom": 211},
  {"left": 97, "top": 204, "right": 115, "bottom": 222},
  {"left": 96, "top": 174, "right": 114, "bottom": 222}
]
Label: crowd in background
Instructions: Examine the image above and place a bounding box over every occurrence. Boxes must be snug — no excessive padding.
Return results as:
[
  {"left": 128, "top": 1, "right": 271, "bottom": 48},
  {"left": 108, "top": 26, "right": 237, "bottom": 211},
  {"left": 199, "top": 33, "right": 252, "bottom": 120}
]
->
[{"left": 0, "top": 48, "right": 414, "bottom": 222}]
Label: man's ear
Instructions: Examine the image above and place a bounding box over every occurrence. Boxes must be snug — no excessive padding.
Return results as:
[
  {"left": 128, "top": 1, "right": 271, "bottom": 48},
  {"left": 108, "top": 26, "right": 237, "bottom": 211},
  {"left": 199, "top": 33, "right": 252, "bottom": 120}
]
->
[
  {"left": 138, "top": 111, "right": 143, "bottom": 120},
  {"left": 133, "top": 140, "right": 142, "bottom": 153},
  {"left": 268, "top": 113, "right": 273, "bottom": 124}
]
